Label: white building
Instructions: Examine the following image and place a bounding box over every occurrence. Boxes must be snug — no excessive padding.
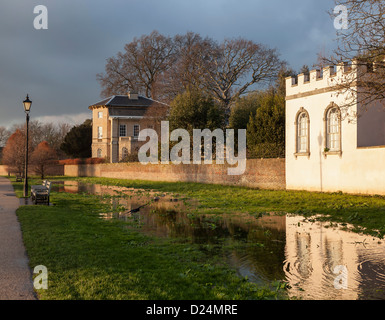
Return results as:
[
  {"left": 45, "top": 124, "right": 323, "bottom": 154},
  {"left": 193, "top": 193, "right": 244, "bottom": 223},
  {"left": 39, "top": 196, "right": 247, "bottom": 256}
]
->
[{"left": 285, "top": 61, "right": 385, "bottom": 195}]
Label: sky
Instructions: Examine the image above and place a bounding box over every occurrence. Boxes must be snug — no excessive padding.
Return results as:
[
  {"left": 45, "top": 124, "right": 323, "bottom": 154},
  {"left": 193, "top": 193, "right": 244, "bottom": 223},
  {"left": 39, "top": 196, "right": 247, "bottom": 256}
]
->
[{"left": 0, "top": 0, "right": 338, "bottom": 128}]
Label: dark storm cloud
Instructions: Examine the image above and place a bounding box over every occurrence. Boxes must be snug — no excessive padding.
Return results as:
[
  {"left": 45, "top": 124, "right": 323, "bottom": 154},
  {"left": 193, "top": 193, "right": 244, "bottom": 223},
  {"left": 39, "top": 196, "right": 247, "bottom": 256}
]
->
[{"left": 0, "top": 0, "right": 337, "bottom": 127}]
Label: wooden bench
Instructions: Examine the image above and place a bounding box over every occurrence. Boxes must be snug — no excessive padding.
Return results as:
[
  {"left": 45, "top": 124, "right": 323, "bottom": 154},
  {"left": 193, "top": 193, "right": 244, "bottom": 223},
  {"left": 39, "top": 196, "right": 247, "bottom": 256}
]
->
[
  {"left": 31, "top": 180, "right": 48, "bottom": 192},
  {"left": 16, "top": 175, "right": 23, "bottom": 182},
  {"left": 31, "top": 180, "right": 52, "bottom": 205}
]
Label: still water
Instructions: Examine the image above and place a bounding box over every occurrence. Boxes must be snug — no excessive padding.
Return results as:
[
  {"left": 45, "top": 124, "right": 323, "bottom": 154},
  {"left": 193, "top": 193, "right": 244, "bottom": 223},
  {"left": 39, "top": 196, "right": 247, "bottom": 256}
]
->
[{"left": 55, "top": 181, "right": 385, "bottom": 300}]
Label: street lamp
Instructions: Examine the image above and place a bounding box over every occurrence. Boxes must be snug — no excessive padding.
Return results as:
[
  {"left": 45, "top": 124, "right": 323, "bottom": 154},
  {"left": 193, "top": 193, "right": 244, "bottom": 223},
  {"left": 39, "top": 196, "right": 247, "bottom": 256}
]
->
[{"left": 23, "top": 94, "right": 32, "bottom": 198}]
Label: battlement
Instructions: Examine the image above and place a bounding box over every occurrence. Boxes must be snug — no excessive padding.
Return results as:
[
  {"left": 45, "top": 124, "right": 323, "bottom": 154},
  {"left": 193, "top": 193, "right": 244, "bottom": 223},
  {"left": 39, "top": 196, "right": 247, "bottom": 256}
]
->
[{"left": 285, "top": 60, "right": 377, "bottom": 98}]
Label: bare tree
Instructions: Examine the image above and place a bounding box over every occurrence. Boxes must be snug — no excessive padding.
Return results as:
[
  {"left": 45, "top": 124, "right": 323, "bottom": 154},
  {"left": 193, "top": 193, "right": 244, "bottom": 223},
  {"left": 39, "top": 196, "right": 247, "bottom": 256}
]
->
[
  {"left": 97, "top": 30, "right": 177, "bottom": 100},
  {"left": 31, "top": 141, "right": 58, "bottom": 179},
  {"left": 97, "top": 31, "right": 283, "bottom": 115},
  {"left": 321, "top": 0, "right": 385, "bottom": 113},
  {"left": 194, "top": 37, "right": 283, "bottom": 115},
  {"left": 9, "top": 120, "right": 71, "bottom": 158},
  {"left": 40, "top": 122, "right": 71, "bottom": 158},
  {"left": 139, "top": 103, "right": 169, "bottom": 132},
  {"left": 159, "top": 32, "right": 216, "bottom": 102},
  {"left": 0, "top": 126, "right": 10, "bottom": 147},
  {"left": 2, "top": 129, "right": 32, "bottom": 176}
]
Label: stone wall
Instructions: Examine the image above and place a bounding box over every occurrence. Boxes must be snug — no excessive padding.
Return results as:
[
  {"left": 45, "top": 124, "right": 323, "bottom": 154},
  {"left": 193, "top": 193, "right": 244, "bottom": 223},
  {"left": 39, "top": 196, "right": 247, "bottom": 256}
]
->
[
  {"left": 64, "top": 159, "right": 286, "bottom": 190},
  {"left": 0, "top": 165, "right": 64, "bottom": 177}
]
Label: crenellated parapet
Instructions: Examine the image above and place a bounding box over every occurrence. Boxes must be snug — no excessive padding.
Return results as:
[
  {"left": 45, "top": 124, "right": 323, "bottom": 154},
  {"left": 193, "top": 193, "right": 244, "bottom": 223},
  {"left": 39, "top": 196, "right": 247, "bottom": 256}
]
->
[{"left": 285, "top": 60, "right": 375, "bottom": 98}]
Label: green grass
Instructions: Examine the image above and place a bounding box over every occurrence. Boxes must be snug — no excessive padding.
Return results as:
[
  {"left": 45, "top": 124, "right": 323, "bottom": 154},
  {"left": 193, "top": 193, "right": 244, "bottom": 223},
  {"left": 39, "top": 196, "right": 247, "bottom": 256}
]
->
[
  {"left": 75, "top": 176, "right": 385, "bottom": 238},
  {"left": 13, "top": 176, "right": 285, "bottom": 300},
  {"left": 11, "top": 175, "right": 385, "bottom": 300}
]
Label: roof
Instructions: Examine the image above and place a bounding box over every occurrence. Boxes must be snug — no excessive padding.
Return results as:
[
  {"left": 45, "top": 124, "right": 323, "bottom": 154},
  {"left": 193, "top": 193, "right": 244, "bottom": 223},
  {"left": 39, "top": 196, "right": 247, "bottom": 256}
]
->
[
  {"left": 89, "top": 95, "right": 168, "bottom": 109},
  {"left": 89, "top": 95, "right": 169, "bottom": 120},
  {"left": 108, "top": 107, "right": 147, "bottom": 118}
]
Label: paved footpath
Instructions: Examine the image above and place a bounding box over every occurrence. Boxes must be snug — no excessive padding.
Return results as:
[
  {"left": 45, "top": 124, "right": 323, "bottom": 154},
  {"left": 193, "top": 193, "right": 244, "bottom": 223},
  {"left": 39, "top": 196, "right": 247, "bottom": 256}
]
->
[{"left": 0, "top": 177, "right": 36, "bottom": 300}]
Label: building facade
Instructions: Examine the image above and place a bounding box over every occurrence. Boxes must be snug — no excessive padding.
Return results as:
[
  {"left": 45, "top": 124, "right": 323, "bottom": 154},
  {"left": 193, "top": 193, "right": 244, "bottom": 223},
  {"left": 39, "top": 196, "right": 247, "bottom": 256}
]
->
[
  {"left": 285, "top": 61, "right": 385, "bottom": 195},
  {"left": 89, "top": 92, "right": 168, "bottom": 163}
]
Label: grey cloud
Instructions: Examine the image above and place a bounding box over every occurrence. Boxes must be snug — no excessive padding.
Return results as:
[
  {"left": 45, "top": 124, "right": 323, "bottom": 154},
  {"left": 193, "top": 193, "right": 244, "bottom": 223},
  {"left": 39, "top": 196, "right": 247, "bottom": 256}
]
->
[{"left": 0, "top": 0, "right": 337, "bottom": 127}]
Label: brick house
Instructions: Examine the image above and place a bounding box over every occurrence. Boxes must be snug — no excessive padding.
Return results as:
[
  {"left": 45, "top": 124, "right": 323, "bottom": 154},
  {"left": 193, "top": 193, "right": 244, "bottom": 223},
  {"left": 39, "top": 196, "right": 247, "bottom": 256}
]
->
[{"left": 89, "top": 92, "right": 168, "bottom": 163}]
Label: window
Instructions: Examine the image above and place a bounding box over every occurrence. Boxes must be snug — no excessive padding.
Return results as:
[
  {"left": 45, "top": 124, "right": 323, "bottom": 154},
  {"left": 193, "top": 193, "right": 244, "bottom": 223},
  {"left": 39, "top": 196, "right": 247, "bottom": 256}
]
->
[
  {"left": 119, "top": 124, "right": 127, "bottom": 137},
  {"left": 98, "top": 127, "right": 103, "bottom": 139},
  {"left": 133, "top": 124, "right": 140, "bottom": 138},
  {"left": 326, "top": 106, "right": 341, "bottom": 151},
  {"left": 297, "top": 112, "right": 309, "bottom": 153},
  {"left": 98, "top": 111, "right": 103, "bottom": 119},
  {"left": 97, "top": 148, "right": 102, "bottom": 158},
  {"left": 294, "top": 108, "right": 310, "bottom": 156}
]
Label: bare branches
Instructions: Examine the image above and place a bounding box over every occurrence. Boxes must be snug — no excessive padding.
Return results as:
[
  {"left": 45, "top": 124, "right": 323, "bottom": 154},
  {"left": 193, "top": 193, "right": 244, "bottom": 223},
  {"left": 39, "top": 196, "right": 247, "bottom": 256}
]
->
[
  {"left": 332, "top": 0, "right": 385, "bottom": 60},
  {"left": 7, "top": 120, "right": 71, "bottom": 158},
  {"left": 321, "top": 0, "right": 385, "bottom": 111},
  {"left": 159, "top": 32, "right": 216, "bottom": 102},
  {"left": 97, "top": 30, "right": 283, "bottom": 115},
  {"left": 97, "top": 31, "right": 177, "bottom": 100},
  {"left": 194, "top": 38, "right": 282, "bottom": 111},
  {"left": 0, "top": 126, "right": 10, "bottom": 147}
]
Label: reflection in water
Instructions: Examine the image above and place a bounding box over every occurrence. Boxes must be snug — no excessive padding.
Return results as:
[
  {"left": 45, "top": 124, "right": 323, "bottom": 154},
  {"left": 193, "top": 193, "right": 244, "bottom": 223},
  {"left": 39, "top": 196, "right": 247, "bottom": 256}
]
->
[
  {"left": 284, "top": 215, "right": 385, "bottom": 300},
  {"left": 296, "top": 233, "right": 312, "bottom": 279},
  {"left": 54, "top": 181, "right": 385, "bottom": 300}
]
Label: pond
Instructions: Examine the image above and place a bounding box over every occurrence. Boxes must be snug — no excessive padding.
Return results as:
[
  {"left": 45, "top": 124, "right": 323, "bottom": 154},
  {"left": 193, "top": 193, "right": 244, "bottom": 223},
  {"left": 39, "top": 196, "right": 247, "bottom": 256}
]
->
[{"left": 54, "top": 181, "right": 385, "bottom": 300}]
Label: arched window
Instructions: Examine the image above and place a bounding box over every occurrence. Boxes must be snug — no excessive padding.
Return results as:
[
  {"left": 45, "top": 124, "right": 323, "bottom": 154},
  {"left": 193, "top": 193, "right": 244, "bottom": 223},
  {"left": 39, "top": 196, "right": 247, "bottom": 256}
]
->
[
  {"left": 295, "top": 108, "right": 310, "bottom": 156},
  {"left": 97, "top": 148, "right": 102, "bottom": 158},
  {"left": 325, "top": 104, "right": 341, "bottom": 152},
  {"left": 297, "top": 112, "right": 308, "bottom": 153},
  {"left": 121, "top": 147, "right": 129, "bottom": 160}
]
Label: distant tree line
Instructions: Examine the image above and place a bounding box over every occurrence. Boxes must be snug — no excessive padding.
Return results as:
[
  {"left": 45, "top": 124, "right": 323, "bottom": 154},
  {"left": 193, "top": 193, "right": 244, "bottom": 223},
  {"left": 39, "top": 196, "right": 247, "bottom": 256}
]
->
[{"left": 0, "top": 119, "right": 92, "bottom": 178}]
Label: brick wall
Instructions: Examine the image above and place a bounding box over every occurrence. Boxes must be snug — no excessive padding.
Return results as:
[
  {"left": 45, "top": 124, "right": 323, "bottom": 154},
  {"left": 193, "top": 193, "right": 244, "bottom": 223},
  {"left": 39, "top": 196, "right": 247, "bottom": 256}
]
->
[
  {"left": 0, "top": 165, "right": 64, "bottom": 176},
  {"left": 0, "top": 165, "right": 8, "bottom": 176},
  {"left": 64, "top": 159, "right": 286, "bottom": 190}
]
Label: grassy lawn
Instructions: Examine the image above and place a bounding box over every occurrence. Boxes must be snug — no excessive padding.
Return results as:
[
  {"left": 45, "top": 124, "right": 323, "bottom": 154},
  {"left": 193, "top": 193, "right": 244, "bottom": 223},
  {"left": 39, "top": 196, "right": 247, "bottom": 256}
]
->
[
  {"left": 76, "top": 176, "right": 385, "bottom": 238},
  {"left": 12, "top": 176, "right": 286, "bottom": 300},
  {"left": 10, "top": 175, "right": 385, "bottom": 300}
]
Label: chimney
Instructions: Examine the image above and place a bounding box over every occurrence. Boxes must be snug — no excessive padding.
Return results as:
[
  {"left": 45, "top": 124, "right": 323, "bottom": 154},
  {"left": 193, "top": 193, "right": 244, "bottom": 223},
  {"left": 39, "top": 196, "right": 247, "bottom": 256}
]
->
[{"left": 128, "top": 91, "right": 139, "bottom": 100}]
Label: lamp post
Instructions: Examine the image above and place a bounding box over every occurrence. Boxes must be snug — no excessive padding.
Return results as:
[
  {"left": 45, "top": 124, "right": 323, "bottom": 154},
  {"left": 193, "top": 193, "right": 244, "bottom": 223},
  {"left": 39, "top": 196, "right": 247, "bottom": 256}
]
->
[{"left": 23, "top": 94, "right": 32, "bottom": 198}]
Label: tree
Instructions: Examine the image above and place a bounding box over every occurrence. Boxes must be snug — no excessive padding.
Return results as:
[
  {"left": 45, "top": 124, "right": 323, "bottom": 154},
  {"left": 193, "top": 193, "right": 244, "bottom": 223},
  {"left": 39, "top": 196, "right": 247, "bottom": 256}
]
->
[
  {"left": 299, "top": 65, "right": 310, "bottom": 76},
  {"left": 39, "top": 122, "right": 71, "bottom": 158},
  {"left": 2, "top": 129, "right": 32, "bottom": 175},
  {"left": 167, "top": 89, "right": 225, "bottom": 161},
  {"left": 274, "top": 64, "right": 297, "bottom": 97},
  {"left": 321, "top": 0, "right": 385, "bottom": 111},
  {"left": 10, "top": 120, "right": 43, "bottom": 150},
  {"left": 229, "top": 62, "right": 293, "bottom": 157},
  {"left": 195, "top": 37, "right": 283, "bottom": 115},
  {"left": 0, "top": 126, "right": 10, "bottom": 147},
  {"left": 31, "top": 141, "right": 58, "bottom": 179},
  {"left": 229, "top": 91, "right": 264, "bottom": 132},
  {"left": 159, "top": 32, "right": 217, "bottom": 102},
  {"left": 10, "top": 120, "right": 71, "bottom": 158},
  {"left": 60, "top": 120, "right": 92, "bottom": 158},
  {"left": 168, "top": 88, "right": 225, "bottom": 132},
  {"left": 97, "top": 30, "right": 283, "bottom": 117},
  {"left": 97, "top": 30, "right": 176, "bottom": 100},
  {"left": 139, "top": 103, "right": 169, "bottom": 133},
  {"left": 246, "top": 89, "right": 285, "bottom": 158}
]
